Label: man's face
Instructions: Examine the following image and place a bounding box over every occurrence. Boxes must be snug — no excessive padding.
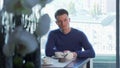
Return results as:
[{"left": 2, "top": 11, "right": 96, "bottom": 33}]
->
[{"left": 56, "top": 14, "right": 70, "bottom": 30}]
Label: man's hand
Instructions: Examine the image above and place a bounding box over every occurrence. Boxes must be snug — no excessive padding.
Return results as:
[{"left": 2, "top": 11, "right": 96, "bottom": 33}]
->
[
  {"left": 72, "top": 52, "right": 77, "bottom": 58},
  {"left": 63, "top": 50, "right": 77, "bottom": 58}
]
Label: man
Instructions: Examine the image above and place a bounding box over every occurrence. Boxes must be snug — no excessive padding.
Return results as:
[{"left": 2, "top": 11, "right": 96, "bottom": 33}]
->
[{"left": 45, "top": 9, "right": 95, "bottom": 58}]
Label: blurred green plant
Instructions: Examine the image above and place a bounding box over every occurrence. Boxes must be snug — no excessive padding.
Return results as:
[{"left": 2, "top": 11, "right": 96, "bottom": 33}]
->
[
  {"left": 24, "top": 61, "right": 35, "bottom": 68},
  {"left": 13, "top": 56, "right": 23, "bottom": 68}
]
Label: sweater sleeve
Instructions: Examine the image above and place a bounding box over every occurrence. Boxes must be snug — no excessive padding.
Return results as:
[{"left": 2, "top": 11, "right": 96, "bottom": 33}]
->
[
  {"left": 76, "top": 32, "right": 95, "bottom": 58},
  {"left": 45, "top": 31, "right": 56, "bottom": 57}
]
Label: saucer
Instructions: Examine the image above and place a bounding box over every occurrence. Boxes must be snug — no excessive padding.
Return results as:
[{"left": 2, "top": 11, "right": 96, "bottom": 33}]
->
[
  {"left": 51, "top": 56, "right": 59, "bottom": 59},
  {"left": 42, "top": 63, "right": 52, "bottom": 66}
]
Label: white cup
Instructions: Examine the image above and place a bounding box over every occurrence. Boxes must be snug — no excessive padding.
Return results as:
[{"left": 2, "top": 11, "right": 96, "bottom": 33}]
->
[
  {"left": 55, "top": 52, "right": 64, "bottom": 58},
  {"left": 42, "top": 57, "right": 51, "bottom": 64}
]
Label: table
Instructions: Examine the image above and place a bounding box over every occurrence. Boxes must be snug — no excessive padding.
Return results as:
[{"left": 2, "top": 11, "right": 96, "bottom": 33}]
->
[
  {"left": 65, "top": 58, "right": 91, "bottom": 68},
  {"left": 41, "top": 57, "right": 91, "bottom": 68}
]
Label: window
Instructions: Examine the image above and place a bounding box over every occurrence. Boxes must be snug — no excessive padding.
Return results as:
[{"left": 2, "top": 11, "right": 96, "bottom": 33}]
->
[{"left": 40, "top": 0, "right": 116, "bottom": 68}]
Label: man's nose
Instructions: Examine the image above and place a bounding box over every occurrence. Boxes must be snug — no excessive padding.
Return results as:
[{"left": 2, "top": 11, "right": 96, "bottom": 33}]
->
[{"left": 61, "top": 21, "right": 65, "bottom": 25}]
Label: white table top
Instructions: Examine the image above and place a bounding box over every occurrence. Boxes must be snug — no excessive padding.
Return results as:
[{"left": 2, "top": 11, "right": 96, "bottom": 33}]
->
[{"left": 41, "top": 57, "right": 75, "bottom": 68}]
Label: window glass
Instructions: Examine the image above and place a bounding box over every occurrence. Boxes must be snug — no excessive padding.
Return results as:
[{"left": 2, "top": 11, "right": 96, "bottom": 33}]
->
[{"left": 41, "top": 0, "right": 116, "bottom": 68}]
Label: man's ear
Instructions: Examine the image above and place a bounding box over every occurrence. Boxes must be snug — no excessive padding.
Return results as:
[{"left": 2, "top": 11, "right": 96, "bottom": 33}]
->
[
  {"left": 69, "top": 18, "right": 70, "bottom": 22},
  {"left": 55, "top": 21, "right": 58, "bottom": 25}
]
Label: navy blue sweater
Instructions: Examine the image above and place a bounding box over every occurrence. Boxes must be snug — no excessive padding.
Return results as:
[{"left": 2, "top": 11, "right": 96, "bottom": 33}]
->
[{"left": 45, "top": 28, "right": 95, "bottom": 58}]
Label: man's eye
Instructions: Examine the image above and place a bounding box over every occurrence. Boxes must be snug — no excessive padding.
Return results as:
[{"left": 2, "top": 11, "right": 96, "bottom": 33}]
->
[
  {"left": 58, "top": 21, "right": 62, "bottom": 23},
  {"left": 65, "top": 18, "right": 68, "bottom": 21}
]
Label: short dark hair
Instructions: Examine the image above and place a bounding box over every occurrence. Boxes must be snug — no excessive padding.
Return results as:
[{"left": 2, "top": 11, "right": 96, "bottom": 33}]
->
[{"left": 55, "top": 9, "right": 69, "bottom": 19}]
